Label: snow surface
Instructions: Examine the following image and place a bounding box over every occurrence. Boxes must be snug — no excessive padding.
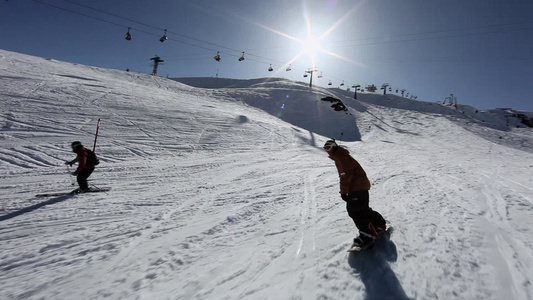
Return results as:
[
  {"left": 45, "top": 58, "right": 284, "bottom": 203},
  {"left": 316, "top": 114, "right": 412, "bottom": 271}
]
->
[{"left": 1, "top": 49, "right": 533, "bottom": 300}]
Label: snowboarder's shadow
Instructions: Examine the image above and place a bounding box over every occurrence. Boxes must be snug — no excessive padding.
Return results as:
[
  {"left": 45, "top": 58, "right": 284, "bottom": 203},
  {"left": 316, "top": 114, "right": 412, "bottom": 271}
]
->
[{"left": 347, "top": 233, "right": 412, "bottom": 300}]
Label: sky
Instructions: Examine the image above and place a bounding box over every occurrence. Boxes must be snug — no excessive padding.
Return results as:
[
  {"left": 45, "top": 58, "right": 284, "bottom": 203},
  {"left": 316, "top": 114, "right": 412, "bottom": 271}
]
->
[{"left": 1, "top": 0, "right": 533, "bottom": 111}]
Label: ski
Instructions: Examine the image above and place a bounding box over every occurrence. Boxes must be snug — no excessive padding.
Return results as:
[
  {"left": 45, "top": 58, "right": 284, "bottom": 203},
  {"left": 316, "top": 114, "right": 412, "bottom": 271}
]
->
[{"left": 35, "top": 187, "right": 111, "bottom": 198}]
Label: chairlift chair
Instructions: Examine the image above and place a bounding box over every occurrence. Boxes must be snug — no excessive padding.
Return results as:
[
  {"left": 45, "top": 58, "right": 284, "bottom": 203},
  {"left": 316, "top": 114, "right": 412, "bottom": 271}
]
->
[
  {"left": 159, "top": 29, "right": 168, "bottom": 42},
  {"left": 328, "top": 81, "right": 332, "bottom": 86},
  {"left": 318, "top": 72, "right": 323, "bottom": 78},
  {"left": 238, "top": 52, "right": 245, "bottom": 61},
  {"left": 268, "top": 64, "right": 274, "bottom": 71},
  {"left": 303, "top": 73, "right": 308, "bottom": 77},
  {"left": 286, "top": 64, "right": 292, "bottom": 71},
  {"left": 125, "top": 27, "right": 132, "bottom": 40},
  {"left": 214, "top": 51, "right": 221, "bottom": 62}
]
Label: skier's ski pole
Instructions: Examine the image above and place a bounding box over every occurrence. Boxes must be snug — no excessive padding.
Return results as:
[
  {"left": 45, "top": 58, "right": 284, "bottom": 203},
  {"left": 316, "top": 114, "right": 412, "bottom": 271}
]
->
[
  {"left": 93, "top": 118, "right": 101, "bottom": 152},
  {"left": 67, "top": 165, "right": 75, "bottom": 186}
]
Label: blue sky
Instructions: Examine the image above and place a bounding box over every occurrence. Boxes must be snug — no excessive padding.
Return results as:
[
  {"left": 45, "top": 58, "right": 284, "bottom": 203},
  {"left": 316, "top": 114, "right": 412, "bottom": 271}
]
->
[{"left": 2, "top": 0, "right": 532, "bottom": 111}]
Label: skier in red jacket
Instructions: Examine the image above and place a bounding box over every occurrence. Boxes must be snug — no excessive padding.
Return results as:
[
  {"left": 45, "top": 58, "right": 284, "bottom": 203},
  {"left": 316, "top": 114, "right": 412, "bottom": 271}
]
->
[
  {"left": 324, "top": 139, "right": 386, "bottom": 248},
  {"left": 65, "top": 141, "right": 96, "bottom": 192}
]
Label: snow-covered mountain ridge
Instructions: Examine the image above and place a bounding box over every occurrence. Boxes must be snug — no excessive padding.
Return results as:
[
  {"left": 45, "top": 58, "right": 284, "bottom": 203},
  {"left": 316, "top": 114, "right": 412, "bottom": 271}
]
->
[
  {"left": 173, "top": 76, "right": 533, "bottom": 153},
  {"left": 1, "top": 49, "right": 532, "bottom": 300}
]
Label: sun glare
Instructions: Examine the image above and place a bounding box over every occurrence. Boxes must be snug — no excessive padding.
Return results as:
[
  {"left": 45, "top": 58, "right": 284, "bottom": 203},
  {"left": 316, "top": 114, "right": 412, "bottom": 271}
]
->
[
  {"left": 243, "top": 1, "right": 365, "bottom": 75},
  {"left": 302, "top": 35, "right": 321, "bottom": 56},
  {"left": 300, "top": 34, "right": 322, "bottom": 67}
]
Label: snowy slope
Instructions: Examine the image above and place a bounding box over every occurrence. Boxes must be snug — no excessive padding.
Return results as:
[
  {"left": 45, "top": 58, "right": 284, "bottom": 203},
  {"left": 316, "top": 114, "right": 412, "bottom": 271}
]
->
[{"left": 1, "top": 49, "right": 533, "bottom": 300}]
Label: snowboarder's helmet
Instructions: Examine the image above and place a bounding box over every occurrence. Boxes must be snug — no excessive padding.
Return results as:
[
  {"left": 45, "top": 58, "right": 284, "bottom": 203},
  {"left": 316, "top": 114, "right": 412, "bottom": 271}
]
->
[
  {"left": 323, "top": 139, "right": 338, "bottom": 152},
  {"left": 71, "top": 141, "right": 82, "bottom": 149}
]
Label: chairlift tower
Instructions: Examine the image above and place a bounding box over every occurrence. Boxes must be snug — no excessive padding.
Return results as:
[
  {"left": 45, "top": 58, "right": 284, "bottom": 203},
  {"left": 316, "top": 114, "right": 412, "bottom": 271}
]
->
[
  {"left": 306, "top": 68, "right": 317, "bottom": 88},
  {"left": 444, "top": 93, "right": 457, "bottom": 107},
  {"left": 352, "top": 84, "right": 361, "bottom": 99},
  {"left": 150, "top": 56, "right": 164, "bottom": 75},
  {"left": 381, "top": 83, "right": 389, "bottom": 95}
]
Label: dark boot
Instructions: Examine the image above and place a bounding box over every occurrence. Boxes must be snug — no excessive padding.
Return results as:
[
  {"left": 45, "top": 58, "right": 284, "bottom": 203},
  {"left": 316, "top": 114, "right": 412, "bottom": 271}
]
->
[{"left": 352, "top": 231, "right": 376, "bottom": 249}]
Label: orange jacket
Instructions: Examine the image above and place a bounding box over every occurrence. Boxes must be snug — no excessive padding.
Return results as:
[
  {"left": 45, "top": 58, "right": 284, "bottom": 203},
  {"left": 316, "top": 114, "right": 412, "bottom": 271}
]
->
[{"left": 328, "top": 147, "right": 371, "bottom": 194}]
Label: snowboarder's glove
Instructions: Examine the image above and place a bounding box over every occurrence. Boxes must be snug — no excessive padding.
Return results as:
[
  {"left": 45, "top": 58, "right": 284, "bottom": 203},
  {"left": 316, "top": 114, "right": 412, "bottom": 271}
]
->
[{"left": 341, "top": 193, "right": 349, "bottom": 201}]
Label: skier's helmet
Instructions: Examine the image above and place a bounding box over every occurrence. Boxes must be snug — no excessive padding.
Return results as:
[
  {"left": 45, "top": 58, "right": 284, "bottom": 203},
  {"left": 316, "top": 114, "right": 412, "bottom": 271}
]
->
[
  {"left": 71, "top": 141, "right": 82, "bottom": 149},
  {"left": 323, "top": 139, "right": 338, "bottom": 152}
]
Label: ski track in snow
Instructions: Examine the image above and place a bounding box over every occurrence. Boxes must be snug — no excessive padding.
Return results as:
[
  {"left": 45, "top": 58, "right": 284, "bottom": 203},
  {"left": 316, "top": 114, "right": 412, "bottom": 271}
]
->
[{"left": 1, "top": 50, "right": 533, "bottom": 300}]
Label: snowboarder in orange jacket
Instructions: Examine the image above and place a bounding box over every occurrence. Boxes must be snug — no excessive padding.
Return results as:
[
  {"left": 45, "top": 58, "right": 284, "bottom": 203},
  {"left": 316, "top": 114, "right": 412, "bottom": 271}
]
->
[{"left": 324, "top": 139, "right": 386, "bottom": 248}]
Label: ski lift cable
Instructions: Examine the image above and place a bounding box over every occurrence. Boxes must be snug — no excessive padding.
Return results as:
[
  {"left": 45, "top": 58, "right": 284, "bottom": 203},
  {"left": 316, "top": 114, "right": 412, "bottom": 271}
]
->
[
  {"left": 61, "top": 0, "right": 243, "bottom": 53},
  {"left": 32, "top": 0, "right": 167, "bottom": 43},
  {"left": 62, "top": 0, "right": 160, "bottom": 31},
  {"left": 330, "top": 27, "right": 533, "bottom": 50},
  {"left": 244, "top": 23, "right": 533, "bottom": 63},
  {"left": 33, "top": 0, "right": 350, "bottom": 82},
  {"left": 35, "top": 0, "right": 330, "bottom": 75},
  {"left": 38, "top": 0, "right": 533, "bottom": 66},
  {"left": 244, "top": 20, "right": 533, "bottom": 54},
  {"left": 33, "top": 0, "right": 126, "bottom": 28},
  {"left": 34, "top": 0, "right": 232, "bottom": 53},
  {"left": 53, "top": 0, "right": 320, "bottom": 71},
  {"left": 329, "top": 19, "right": 533, "bottom": 46},
  {"left": 65, "top": 0, "right": 324, "bottom": 64}
]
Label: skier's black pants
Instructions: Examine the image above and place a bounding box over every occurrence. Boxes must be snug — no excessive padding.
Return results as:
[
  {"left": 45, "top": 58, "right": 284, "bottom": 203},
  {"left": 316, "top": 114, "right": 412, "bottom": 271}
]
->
[
  {"left": 345, "top": 190, "right": 385, "bottom": 236},
  {"left": 77, "top": 167, "right": 94, "bottom": 190}
]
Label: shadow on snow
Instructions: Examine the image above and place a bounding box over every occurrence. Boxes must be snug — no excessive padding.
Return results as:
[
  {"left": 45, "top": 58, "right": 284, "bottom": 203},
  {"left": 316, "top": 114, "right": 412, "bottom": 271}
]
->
[
  {"left": 0, "top": 194, "right": 75, "bottom": 222},
  {"left": 348, "top": 230, "right": 412, "bottom": 300}
]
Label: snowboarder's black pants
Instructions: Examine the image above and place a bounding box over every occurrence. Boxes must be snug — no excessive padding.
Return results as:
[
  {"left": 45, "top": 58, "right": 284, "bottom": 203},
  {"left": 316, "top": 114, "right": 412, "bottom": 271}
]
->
[
  {"left": 345, "top": 190, "right": 385, "bottom": 236},
  {"left": 77, "top": 167, "right": 94, "bottom": 190}
]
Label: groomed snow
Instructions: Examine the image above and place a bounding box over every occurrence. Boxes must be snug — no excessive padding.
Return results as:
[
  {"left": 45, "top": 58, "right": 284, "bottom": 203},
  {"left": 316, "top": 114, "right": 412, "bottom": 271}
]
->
[{"left": 1, "top": 49, "right": 532, "bottom": 300}]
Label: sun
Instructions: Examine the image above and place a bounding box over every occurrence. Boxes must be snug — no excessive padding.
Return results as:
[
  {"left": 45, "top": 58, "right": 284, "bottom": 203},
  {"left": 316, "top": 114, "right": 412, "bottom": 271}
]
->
[
  {"left": 299, "top": 34, "right": 322, "bottom": 68},
  {"left": 241, "top": 1, "right": 365, "bottom": 73},
  {"left": 302, "top": 35, "right": 322, "bottom": 57}
]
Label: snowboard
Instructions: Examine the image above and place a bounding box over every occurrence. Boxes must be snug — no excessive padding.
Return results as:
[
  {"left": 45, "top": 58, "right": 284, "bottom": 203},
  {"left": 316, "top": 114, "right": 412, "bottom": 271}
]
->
[
  {"left": 35, "top": 187, "right": 111, "bottom": 198},
  {"left": 347, "top": 226, "right": 393, "bottom": 252}
]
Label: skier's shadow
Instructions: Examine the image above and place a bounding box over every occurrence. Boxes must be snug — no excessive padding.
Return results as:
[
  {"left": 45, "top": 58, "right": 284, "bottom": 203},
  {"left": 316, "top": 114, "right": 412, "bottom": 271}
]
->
[
  {"left": 347, "top": 230, "right": 412, "bottom": 300},
  {"left": 0, "top": 194, "right": 74, "bottom": 222}
]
